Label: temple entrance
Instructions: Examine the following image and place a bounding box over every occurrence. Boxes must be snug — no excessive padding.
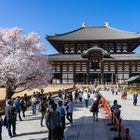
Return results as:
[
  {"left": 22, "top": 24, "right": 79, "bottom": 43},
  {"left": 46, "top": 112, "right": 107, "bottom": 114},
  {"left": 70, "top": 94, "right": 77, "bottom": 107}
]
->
[
  {"left": 75, "top": 73, "right": 86, "bottom": 84},
  {"left": 104, "top": 73, "right": 113, "bottom": 84},
  {"left": 89, "top": 73, "right": 101, "bottom": 84}
]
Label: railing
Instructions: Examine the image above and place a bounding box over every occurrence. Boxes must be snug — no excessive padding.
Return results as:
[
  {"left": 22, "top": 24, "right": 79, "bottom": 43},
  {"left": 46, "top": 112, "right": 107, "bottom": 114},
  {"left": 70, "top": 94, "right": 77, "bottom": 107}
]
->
[
  {"left": 111, "top": 112, "right": 132, "bottom": 140},
  {"left": 100, "top": 95, "right": 111, "bottom": 118},
  {"left": 100, "top": 93, "right": 133, "bottom": 140}
]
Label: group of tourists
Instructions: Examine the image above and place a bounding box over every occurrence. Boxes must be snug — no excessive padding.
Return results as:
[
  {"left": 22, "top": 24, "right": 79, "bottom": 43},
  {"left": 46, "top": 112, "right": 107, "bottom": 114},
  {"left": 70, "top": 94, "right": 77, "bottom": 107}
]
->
[
  {"left": 0, "top": 84, "right": 125, "bottom": 140},
  {"left": 1, "top": 90, "right": 75, "bottom": 140},
  {"left": 0, "top": 85, "right": 100, "bottom": 140},
  {"left": 2, "top": 94, "right": 28, "bottom": 138},
  {"left": 38, "top": 90, "right": 74, "bottom": 140}
]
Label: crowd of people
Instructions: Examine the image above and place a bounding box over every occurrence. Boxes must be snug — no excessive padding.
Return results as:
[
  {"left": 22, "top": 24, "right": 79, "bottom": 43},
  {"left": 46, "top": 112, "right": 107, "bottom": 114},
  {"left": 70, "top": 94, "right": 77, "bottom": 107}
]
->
[
  {"left": 1, "top": 84, "right": 139, "bottom": 140},
  {"left": 0, "top": 86, "right": 103, "bottom": 140}
]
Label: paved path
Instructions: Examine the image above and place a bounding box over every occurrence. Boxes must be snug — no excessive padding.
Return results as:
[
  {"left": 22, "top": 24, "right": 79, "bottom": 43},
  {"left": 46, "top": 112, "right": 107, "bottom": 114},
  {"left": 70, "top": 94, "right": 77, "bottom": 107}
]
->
[
  {"left": 1, "top": 94, "right": 115, "bottom": 140},
  {"left": 100, "top": 90, "right": 140, "bottom": 140}
]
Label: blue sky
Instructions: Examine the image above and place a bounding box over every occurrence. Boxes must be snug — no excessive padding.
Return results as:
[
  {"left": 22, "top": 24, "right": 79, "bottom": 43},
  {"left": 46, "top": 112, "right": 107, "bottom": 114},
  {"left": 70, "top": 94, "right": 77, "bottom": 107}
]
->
[{"left": 0, "top": 0, "right": 140, "bottom": 54}]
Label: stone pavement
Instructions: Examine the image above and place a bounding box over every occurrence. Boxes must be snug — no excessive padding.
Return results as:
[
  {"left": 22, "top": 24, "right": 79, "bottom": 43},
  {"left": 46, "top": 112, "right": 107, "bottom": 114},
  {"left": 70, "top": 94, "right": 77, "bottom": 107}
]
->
[
  {"left": 2, "top": 94, "right": 115, "bottom": 140},
  {"left": 100, "top": 90, "right": 140, "bottom": 140}
]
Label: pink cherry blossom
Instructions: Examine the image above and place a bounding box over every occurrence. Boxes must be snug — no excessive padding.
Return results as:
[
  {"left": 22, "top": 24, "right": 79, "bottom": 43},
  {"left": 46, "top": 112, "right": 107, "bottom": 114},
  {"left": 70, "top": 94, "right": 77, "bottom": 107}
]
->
[{"left": 0, "top": 27, "right": 52, "bottom": 98}]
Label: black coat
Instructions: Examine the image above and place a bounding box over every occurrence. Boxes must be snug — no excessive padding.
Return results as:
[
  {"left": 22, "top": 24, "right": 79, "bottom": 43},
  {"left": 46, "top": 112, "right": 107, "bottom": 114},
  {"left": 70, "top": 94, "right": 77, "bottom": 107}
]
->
[{"left": 92, "top": 103, "right": 99, "bottom": 112}]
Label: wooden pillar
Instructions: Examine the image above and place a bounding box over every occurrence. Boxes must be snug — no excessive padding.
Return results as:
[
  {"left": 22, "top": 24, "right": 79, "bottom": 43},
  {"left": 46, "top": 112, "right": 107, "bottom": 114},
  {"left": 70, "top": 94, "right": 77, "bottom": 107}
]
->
[
  {"left": 100, "top": 60, "right": 104, "bottom": 84},
  {"left": 129, "top": 61, "right": 132, "bottom": 77},
  {"left": 73, "top": 62, "right": 76, "bottom": 84},
  {"left": 111, "top": 73, "right": 114, "bottom": 84},
  {"left": 115, "top": 61, "right": 118, "bottom": 84},
  {"left": 60, "top": 62, "right": 62, "bottom": 84},
  {"left": 86, "top": 60, "right": 90, "bottom": 84}
]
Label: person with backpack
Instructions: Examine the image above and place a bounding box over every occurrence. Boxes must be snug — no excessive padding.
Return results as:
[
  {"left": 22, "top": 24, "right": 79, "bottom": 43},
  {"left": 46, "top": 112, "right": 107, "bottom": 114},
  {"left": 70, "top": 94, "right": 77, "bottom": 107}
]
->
[
  {"left": 57, "top": 101, "right": 65, "bottom": 137},
  {"left": 13, "top": 96, "right": 22, "bottom": 121},
  {"left": 20, "top": 98, "right": 26, "bottom": 118},
  {"left": 111, "top": 100, "right": 121, "bottom": 118},
  {"left": 46, "top": 103, "right": 62, "bottom": 140},
  {"left": 39, "top": 97, "right": 48, "bottom": 127}
]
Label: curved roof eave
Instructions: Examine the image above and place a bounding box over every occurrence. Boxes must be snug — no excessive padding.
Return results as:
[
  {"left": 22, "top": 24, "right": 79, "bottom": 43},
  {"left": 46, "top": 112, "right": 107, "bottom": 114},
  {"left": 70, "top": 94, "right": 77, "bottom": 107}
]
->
[{"left": 46, "top": 26, "right": 140, "bottom": 41}]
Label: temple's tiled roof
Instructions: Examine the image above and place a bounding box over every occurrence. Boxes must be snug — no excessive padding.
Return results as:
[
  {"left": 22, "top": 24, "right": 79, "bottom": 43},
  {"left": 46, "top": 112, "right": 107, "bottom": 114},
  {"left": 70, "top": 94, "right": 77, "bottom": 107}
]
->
[
  {"left": 110, "top": 53, "right": 140, "bottom": 60},
  {"left": 47, "top": 26, "right": 140, "bottom": 41},
  {"left": 49, "top": 53, "right": 140, "bottom": 61},
  {"left": 49, "top": 54, "right": 87, "bottom": 61}
]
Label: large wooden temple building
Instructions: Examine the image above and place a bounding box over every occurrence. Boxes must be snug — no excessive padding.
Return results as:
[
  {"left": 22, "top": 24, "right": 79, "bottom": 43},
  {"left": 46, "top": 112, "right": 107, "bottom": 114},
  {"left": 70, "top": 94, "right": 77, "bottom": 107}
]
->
[{"left": 46, "top": 22, "right": 140, "bottom": 84}]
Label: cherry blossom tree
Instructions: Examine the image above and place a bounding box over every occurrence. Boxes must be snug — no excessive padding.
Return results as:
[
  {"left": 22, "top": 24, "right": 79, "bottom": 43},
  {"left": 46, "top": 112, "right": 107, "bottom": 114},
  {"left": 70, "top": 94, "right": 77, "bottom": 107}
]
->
[{"left": 0, "top": 27, "right": 52, "bottom": 99}]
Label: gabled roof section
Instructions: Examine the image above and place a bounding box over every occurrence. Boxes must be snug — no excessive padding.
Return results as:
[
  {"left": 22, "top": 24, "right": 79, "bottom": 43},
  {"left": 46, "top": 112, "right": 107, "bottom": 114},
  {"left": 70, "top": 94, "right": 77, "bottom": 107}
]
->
[
  {"left": 82, "top": 46, "right": 110, "bottom": 58},
  {"left": 47, "top": 26, "right": 140, "bottom": 41}
]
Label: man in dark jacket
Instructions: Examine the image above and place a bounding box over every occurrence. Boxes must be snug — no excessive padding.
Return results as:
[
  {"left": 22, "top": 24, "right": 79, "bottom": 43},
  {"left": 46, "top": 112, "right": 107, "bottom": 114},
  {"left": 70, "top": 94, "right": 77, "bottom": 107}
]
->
[
  {"left": 39, "top": 97, "right": 48, "bottom": 127},
  {"left": 5, "top": 100, "right": 16, "bottom": 138},
  {"left": 111, "top": 100, "right": 121, "bottom": 118},
  {"left": 46, "top": 103, "right": 62, "bottom": 140}
]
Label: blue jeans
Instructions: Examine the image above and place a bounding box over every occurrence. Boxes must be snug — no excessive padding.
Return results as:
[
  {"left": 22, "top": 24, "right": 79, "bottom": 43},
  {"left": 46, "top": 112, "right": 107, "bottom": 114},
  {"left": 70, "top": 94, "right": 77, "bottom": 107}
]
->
[
  {"left": 32, "top": 103, "right": 36, "bottom": 114},
  {"left": 40, "top": 112, "right": 45, "bottom": 126},
  {"left": 93, "top": 112, "right": 98, "bottom": 121},
  {"left": 7, "top": 118, "right": 16, "bottom": 137}
]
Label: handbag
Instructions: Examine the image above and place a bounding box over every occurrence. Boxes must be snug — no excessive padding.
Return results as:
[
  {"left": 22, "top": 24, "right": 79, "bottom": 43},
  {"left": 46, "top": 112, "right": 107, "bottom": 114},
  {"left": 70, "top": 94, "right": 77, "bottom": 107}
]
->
[{"left": 89, "top": 105, "right": 94, "bottom": 112}]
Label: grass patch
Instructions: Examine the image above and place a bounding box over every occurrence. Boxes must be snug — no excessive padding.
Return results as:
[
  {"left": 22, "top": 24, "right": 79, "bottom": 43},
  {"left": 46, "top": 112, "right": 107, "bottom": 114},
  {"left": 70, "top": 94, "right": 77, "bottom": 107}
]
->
[{"left": 126, "top": 86, "right": 140, "bottom": 93}]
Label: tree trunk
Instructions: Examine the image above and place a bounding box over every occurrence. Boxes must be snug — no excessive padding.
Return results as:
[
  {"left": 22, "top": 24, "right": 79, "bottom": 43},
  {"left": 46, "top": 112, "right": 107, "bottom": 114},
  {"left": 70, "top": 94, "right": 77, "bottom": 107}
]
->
[{"left": 5, "top": 86, "right": 15, "bottom": 100}]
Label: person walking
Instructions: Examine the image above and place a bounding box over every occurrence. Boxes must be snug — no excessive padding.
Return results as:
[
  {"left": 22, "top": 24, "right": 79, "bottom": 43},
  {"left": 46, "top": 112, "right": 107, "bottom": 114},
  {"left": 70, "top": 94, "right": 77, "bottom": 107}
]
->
[
  {"left": 57, "top": 101, "right": 65, "bottom": 137},
  {"left": 46, "top": 103, "right": 62, "bottom": 140},
  {"left": 92, "top": 96, "right": 99, "bottom": 121},
  {"left": 23, "top": 94, "right": 28, "bottom": 106},
  {"left": 79, "top": 90, "right": 83, "bottom": 103},
  {"left": 83, "top": 89, "right": 89, "bottom": 108},
  {"left": 5, "top": 100, "right": 17, "bottom": 138},
  {"left": 20, "top": 98, "right": 26, "bottom": 118},
  {"left": 66, "top": 95, "right": 74, "bottom": 123},
  {"left": 133, "top": 92, "right": 138, "bottom": 106},
  {"left": 39, "top": 97, "right": 48, "bottom": 127},
  {"left": 31, "top": 94, "right": 37, "bottom": 115},
  {"left": 13, "top": 96, "right": 22, "bottom": 121}
]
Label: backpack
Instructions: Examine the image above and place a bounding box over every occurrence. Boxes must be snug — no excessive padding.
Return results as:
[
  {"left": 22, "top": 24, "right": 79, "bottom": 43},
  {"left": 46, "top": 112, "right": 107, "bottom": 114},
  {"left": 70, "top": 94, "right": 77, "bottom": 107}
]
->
[
  {"left": 38, "top": 103, "right": 43, "bottom": 112},
  {"left": 39, "top": 103, "right": 45, "bottom": 112}
]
